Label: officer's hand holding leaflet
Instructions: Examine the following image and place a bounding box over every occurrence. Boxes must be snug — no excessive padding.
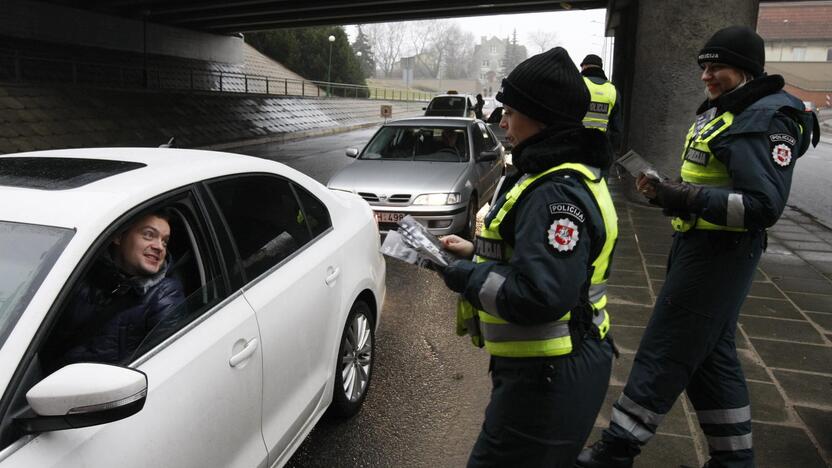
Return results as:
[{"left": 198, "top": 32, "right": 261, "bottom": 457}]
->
[
  {"left": 438, "top": 235, "right": 475, "bottom": 292},
  {"left": 379, "top": 215, "right": 457, "bottom": 272}
]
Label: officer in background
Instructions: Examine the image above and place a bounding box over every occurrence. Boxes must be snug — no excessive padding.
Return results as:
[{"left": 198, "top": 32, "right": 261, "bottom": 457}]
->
[
  {"left": 438, "top": 47, "right": 618, "bottom": 467},
  {"left": 580, "top": 54, "right": 623, "bottom": 154},
  {"left": 577, "top": 26, "right": 819, "bottom": 468}
]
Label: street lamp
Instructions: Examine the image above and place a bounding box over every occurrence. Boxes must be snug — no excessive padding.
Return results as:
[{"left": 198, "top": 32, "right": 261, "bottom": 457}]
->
[
  {"left": 327, "top": 34, "right": 335, "bottom": 96},
  {"left": 355, "top": 51, "right": 364, "bottom": 98}
]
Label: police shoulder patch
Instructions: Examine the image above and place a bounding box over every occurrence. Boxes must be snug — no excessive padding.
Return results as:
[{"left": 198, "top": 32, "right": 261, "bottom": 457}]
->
[
  {"left": 548, "top": 218, "right": 580, "bottom": 252},
  {"left": 547, "top": 202, "right": 585, "bottom": 222},
  {"left": 768, "top": 133, "right": 797, "bottom": 146},
  {"left": 771, "top": 143, "right": 792, "bottom": 167}
]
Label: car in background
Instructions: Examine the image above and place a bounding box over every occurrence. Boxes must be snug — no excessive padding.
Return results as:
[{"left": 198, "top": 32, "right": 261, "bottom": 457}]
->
[
  {"left": 0, "top": 148, "right": 385, "bottom": 468},
  {"left": 328, "top": 117, "right": 506, "bottom": 239},
  {"left": 482, "top": 97, "right": 499, "bottom": 120},
  {"left": 423, "top": 93, "right": 476, "bottom": 118},
  {"left": 484, "top": 105, "right": 511, "bottom": 152}
]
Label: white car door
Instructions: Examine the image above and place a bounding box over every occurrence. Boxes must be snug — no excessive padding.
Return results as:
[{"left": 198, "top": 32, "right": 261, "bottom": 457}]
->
[
  {"left": 0, "top": 193, "right": 268, "bottom": 468},
  {"left": 204, "top": 175, "right": 343, "bottom": 465}
]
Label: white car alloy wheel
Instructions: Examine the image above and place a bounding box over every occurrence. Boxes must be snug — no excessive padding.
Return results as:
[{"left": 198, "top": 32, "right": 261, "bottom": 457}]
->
[{"left": 330, "top": 301, "right": 374, "bottom": 417}]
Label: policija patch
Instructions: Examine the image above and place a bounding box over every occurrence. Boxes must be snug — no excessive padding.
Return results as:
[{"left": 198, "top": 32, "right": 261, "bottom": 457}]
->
[
  {"left": 548, "top": 218, "right": 580, "bottom": 252},
  {"left": 769, "top": 133, "right": 795, "bottom": 168}
]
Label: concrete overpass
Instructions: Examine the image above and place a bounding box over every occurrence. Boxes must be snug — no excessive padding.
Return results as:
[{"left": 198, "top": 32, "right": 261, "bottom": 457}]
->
[{"left": 2, "top": 0, "right": 777, "bottom": 179}]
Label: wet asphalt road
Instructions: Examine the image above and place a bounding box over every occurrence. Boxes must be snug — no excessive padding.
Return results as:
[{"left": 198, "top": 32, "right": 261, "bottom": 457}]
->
[{"left": 232, "top": 128, "right": 492, "bottom": 467}]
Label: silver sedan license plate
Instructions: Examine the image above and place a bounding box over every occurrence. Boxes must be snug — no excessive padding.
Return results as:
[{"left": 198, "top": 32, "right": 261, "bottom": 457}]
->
[{"left": 374, "top": 211, "right": 405, "bottom": 223}]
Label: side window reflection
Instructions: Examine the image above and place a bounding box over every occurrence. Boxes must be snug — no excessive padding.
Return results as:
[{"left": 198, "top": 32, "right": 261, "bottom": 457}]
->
[
  {"left": 208, "top": 175, "right": 309, "bottom": 281},
  {"left": 294, "top": 184, "right": 332, "bottom": 238}
]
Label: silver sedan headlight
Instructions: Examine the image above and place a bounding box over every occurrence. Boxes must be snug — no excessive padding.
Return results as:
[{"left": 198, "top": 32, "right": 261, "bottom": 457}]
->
[{"left": 412, "top": 193, "right": 461, "bottom": 205}]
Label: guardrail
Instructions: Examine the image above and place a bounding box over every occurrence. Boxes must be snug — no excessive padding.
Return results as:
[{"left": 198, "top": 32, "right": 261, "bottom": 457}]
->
[{"left": 0, "top": 51, "right": 432, "bottom": 102}]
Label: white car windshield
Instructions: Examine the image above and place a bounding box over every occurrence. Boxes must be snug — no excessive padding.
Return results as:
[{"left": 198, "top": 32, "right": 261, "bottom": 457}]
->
[
  {"left": 359, "top": 126, "right": 468, "bottom": 162},
  {"left": 0, "top": 221, "right": 73, "bottom": 347}
]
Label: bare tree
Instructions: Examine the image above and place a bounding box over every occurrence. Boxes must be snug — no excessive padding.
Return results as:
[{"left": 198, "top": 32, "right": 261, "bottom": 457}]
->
[
  {"left": 408, "top": 19, "right": 454, "bottom": 78},
  {"left": 366, "top": 22, "right": 409, "bottom": 78},
  {"left": 443, "top": 26, "right": 475, "bottom": 79},
  {"left": 527, "top": 30, "right": 558, "bottom": 53}
]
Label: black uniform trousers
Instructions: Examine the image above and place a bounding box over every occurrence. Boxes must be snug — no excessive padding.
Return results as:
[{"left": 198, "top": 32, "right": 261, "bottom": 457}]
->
[
  {"left": 602, "top": 229, "right": 764, "bottom": 468},
  {"left": 467, "top": 337, "right": 613, "bottom": 468}
]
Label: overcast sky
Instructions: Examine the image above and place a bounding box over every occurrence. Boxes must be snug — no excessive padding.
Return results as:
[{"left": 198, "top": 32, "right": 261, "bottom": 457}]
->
[{"left": 347, "top": 8, "right": 613, "bottom": 72}]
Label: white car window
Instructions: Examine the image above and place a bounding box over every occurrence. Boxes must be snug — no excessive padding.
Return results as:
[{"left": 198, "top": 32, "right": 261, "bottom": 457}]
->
[
  {"left": 0, "top": 222, "right": 73, "bottom": 348},
  {"left": 207, "top": 175, "right": 312, "bottom": 282}
]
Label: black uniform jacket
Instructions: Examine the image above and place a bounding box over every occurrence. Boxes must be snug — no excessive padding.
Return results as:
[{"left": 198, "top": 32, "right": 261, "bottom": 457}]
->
[
  {"left": 691, "top": 75, "right": 820, "bottom": 230},
  {"left": 446, "top": 127, "right": 613, "bottom": 325}
]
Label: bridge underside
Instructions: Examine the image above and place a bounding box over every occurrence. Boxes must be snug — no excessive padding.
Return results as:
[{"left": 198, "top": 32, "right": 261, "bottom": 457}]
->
[{"left": 39, "top": 0, "right": 607, "bottom": 33}]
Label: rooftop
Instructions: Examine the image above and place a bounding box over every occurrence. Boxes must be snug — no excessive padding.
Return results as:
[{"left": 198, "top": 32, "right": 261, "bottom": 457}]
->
[{"left": 758, "top": 1, "right": 832, "bottom": 40}]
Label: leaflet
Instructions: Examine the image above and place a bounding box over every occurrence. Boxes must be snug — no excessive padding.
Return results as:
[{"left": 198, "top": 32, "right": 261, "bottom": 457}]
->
[
  {"left": 380, "top": 216, "right": 456, "bottom": 269},
  {"left": 615, "top": 150, "right": 667, "bottom": 181}
]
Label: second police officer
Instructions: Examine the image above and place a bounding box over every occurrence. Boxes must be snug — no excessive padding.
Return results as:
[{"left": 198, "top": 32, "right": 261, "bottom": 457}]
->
[
  {"left": 438, "top": 47, "right": 619, "bottom": 467},
  {"left": 578, "top": 26, "right": 819, "bottom": 468},
  {"left": 580, "top": 54, "right": 623, "bottom": 154}
]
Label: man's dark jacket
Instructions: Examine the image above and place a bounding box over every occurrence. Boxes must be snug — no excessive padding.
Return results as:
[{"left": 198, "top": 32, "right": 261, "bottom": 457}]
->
[{"left": 44, "top": 254, "right": 185, "bottom": 371}]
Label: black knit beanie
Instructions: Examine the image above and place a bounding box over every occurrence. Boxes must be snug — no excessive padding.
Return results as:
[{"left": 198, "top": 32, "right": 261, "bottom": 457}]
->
[
  {"left": 697, "top": 25, "right": 765, "bottom": 78},
  {"left": 496, "top": 47, "right": 589, "bottom": 126},
  {"left": 581, "top": 54, "right": 603, "bottom": 68}
]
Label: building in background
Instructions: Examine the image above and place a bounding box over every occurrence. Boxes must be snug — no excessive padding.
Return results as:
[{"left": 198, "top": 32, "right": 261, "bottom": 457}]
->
[
  {"left": 758, "top": 1, "right": 832, "bottom": 108},
  {"left": 471, "top": 36, "right": 527, "bottom": 97}
]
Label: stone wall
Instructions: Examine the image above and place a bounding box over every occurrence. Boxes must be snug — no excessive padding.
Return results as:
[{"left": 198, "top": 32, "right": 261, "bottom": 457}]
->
[{"left": 0, "top": 84, "right": 425, "bottom": 154}]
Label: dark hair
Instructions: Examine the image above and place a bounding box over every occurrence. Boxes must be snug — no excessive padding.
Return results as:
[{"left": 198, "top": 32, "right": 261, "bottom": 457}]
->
[
  {"left": 139, "top": 207, "right": 173, "bottom": 224},
  {"left": 115, "top": 207, "right": 174, "bottom": 238}
]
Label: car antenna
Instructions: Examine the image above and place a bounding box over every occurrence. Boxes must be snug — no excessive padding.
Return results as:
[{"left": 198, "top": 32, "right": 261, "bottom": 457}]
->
[{"left": 159, "top": 137, "right": 175, "bottom": 148}]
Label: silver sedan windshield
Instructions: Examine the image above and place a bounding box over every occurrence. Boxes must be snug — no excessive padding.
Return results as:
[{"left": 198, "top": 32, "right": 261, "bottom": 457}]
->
[{"left": 359, "top": 126, "right": 468, "bottom": 162}]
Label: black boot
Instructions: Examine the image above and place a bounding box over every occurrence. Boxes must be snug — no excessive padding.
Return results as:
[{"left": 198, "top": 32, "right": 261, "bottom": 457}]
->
[{"left": 575, "top": 440, "right": 634, "bottom": 468}]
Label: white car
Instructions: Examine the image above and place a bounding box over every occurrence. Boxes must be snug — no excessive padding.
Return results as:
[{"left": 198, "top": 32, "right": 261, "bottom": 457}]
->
[{"left": 0, "top": 148, "right": 386, "bottom": 468}]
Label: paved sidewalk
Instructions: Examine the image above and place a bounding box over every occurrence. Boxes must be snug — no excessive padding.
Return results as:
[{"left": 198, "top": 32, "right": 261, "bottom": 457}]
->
[{"left": 592, "top": 177, "right": 832, "bottom": 467}]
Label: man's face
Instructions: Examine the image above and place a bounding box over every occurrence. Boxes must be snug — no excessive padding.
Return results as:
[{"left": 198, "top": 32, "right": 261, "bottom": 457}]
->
[
  {"left": 113, "top": 214, "right": 171, "bottom": 276},
  {"left": 500, "top": 105, "right": 545, "bottom": 146},
  {"left": 701, "top": 63, "right": 746, "bottom": 100},
  {"left": 442, "top": 130, "right": 458, "bottom": 145}
]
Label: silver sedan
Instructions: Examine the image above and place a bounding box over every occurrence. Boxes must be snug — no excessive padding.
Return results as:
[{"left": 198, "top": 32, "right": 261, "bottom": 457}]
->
[{"left": 328, "top": 117, "right": 506, "bottom": 239}]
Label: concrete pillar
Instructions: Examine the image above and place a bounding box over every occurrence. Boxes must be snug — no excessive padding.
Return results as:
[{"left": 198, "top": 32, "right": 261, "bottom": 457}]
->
[{"left": 617, "top": 0, "right": 759, "bottom": 179}]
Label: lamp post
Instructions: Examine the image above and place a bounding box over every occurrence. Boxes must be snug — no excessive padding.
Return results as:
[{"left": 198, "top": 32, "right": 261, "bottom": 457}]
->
[{"left": 327, "top": 34, "right": 335, "bottom": 96}]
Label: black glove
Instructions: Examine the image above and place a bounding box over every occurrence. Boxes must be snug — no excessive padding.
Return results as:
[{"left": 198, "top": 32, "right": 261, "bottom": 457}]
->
[
  {"left": 422, "top": 259, "right": 446, "bottom": 274},
  {"left": 442, "top": 260, "right": 475, "bottom": 293},
  {"left": 651, "top": 180, "right": 702, "bottom": 213}
]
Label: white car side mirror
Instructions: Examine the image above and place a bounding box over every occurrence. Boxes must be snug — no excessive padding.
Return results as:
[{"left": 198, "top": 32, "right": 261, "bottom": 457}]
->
[
  {"left": 16, "top": 363, "right": 147, "bottom": 433},
  {"left": 345, "top": 148, "right": 359, "bottom": 158}
]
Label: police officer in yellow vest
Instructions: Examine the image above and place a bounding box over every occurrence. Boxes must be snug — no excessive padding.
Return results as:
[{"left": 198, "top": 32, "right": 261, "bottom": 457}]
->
[
  {"left": 438, "top": 47, "right": 619, "bottom": 468},
  {"left": 581, "top": 54, "right": 622, "bottom": 153},
  {"left": 578, "top": 26, "right": 820, "bottom": 468}
]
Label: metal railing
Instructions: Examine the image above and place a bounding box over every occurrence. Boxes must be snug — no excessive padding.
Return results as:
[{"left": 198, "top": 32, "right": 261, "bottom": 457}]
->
[{"left": 0, "top": 51, "right": 432, "bottom": 102}]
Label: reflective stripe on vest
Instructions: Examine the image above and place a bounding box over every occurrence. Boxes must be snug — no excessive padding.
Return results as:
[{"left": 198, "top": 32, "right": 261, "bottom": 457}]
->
[
  {"left": 455, "top": 162, "right": 617, "bottom": 357},
  {"left": 672, "top": 111, "right": 748, "bottom": 233},
  {"left": 582, "top": 77, "right": 617, "bottom": 133}
]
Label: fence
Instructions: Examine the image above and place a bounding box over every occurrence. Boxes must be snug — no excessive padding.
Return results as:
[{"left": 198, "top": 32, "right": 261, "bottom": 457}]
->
[{"left": 0, "top": 51, "right": 432, "bottom": 102}]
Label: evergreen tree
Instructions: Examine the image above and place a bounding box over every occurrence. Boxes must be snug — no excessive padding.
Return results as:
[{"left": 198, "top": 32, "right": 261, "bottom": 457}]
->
[
  {"left": 501, "top": 30, "right": 523, "bottom": 78},
  {"left": 246, "top": 26, "right": 366, "bottom": 87},
  {"left": 351, "top": 25, "right": 376, "bottom": 79}
]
